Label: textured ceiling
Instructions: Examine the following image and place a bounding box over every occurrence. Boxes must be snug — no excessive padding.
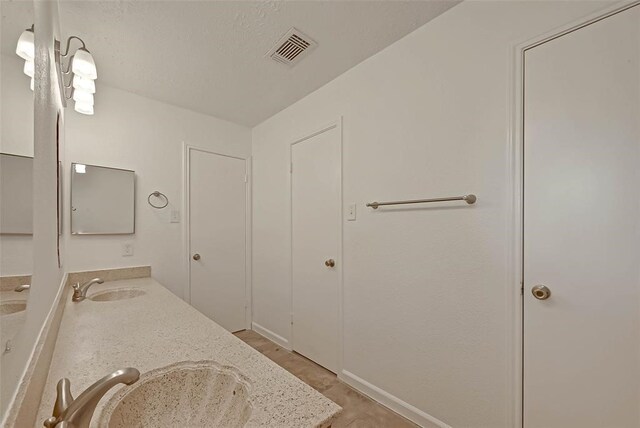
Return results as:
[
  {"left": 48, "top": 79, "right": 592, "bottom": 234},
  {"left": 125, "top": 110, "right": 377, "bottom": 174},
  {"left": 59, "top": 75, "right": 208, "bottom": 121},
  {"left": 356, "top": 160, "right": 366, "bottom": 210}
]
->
[{"left": 2, "top": 1, "right": 459, "bottom": 126}]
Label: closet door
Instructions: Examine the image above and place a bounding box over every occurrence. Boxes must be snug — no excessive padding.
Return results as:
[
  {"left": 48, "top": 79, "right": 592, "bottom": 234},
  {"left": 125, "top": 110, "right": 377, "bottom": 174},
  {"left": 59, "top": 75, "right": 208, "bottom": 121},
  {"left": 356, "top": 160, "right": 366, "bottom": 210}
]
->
[
  {"left": 523, "top": 6, "right": 639, "bottom": 427},
  {"left": 189, "top": 148, "right": 247, "bottom": 332},
  {"left": 291, "top": 123, "right": 341, "bottom": 373}
]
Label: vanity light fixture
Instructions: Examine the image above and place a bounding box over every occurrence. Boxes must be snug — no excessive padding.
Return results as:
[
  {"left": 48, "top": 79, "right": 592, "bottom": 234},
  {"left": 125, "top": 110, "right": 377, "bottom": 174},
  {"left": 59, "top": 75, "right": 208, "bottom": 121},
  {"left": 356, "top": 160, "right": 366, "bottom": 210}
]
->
[
  {"left": 72, "top": 75, "right": 95, "bottom": 93},
  {"left": 16, "top": 25, "right": 35, "bottom": 91},
  {"left": 16, "top": 25, "right": 98, "bottom": 115},
  {"left": 15, "top": 26, "right": 34, "bottom": 61},
  {"left": 23, "top": 60, "right": 35, "bottom": 78},
  {"left": 74, "top": 102, "right": 94, "bottom": 116},
  {"left": 71, "top": 48, "right": 97, "bottom": 80},
  {"left": 56, "top": 35, "right": 98, "bottom": 115},
  {"left": 72, "top": 89, "right": 94, "bottom": 105}
]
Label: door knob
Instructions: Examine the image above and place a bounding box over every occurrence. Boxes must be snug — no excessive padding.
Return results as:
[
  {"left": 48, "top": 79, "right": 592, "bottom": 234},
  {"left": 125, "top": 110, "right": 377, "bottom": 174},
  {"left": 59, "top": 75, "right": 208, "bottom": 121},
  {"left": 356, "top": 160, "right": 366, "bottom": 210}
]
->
[
  {"left": 192, "top": 253, "right": 201, "bottom": 261},
  {"left": 531, "top": 285, "right": 551, "bottom": 300},
  {"left": 325, "top": 259, "right": 335, "bottom": 268}
]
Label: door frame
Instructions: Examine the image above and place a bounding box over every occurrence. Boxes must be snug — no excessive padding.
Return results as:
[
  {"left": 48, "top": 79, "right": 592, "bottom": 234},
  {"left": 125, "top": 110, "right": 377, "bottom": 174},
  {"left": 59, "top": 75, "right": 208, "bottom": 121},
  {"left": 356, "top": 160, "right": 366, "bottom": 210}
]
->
[
  {"left": 288, "top": 118, "right": 344, "bottom": 373},
  {"left": 507, "top": 2, "right": 639, "bottom": 426},
  {"left": 183, "top": 142, "right": 253, "bottom": 330}
]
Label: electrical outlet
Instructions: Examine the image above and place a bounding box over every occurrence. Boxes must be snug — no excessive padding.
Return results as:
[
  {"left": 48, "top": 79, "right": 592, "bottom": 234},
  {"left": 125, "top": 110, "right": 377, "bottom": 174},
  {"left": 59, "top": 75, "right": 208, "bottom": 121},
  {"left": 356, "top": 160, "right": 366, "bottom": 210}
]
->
[
  {"left": 122, "top": 242, "right": 134, "bottom": 257},
  {"left": 170, "top": 209, "right": 180, "bottom": 223},
  {"left": 347, "top": 203, "right": 357, "bottom": 221}
]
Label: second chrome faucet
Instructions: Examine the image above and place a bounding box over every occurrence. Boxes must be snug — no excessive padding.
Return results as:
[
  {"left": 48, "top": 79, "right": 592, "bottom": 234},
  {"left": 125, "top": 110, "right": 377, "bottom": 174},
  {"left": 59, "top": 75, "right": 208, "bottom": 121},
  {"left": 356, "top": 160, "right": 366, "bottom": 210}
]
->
[
  {"left": 43, "top": 368, "right": 140, "bottom": 428},
  {"left": 71, "top": 278, "right": 104, "bottom": 302}
]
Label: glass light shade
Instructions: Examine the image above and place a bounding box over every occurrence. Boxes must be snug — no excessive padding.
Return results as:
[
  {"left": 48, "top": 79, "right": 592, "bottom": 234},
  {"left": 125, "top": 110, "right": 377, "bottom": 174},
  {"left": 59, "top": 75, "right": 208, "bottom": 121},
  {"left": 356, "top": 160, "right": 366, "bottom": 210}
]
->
[
  {"left": 71, "top": 48, "right": 97, "bottom": 79},
  {"left": 16, "top": 29, "right": 34, "bottom": 60},
  {"left": 74, "top": 101, "right": 94, "bottom": 115},
  {"left": 30, "top": 78, "right": 34, "bottom": 91},
  {"left": 24, "top": 60, "right": 35, "bottom": 78},
  {"left": 72, "top": 89, "right": 94, "bottom": 105},
  {"left": 72, "top": 75, "right": 95, "bottom": 93}
]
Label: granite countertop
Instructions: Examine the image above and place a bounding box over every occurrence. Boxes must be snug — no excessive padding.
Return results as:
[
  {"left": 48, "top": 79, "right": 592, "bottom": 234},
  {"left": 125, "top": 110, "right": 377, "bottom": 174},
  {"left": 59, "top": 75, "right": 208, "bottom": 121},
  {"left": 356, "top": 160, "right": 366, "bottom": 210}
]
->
[
  {"left": 35, "top": 278, "right": 341, "bottom": 427},
  {"left": 1, "top": 289, "right": 28, "bottom": 354}
]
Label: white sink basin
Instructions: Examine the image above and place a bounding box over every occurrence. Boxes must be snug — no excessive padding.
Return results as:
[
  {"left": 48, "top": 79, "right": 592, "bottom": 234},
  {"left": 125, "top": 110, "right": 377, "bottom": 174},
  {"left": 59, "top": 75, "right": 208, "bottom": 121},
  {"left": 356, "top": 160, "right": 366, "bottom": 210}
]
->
[
  {"left": 0, "top": 300, "right": 27, "bottom": 315},
  {"left": 89, "top": 288, "right": 146, "bottom": 302},
  {"left": 99, "top": 360, "right": 252, "bottom": 427}
]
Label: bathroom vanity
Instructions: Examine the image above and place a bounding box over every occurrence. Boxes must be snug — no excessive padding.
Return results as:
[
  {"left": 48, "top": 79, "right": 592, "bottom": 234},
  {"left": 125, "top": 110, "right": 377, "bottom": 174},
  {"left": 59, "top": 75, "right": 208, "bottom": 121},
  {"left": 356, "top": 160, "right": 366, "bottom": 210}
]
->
[{"left": 36, "top": 276, "right": 341, "bottom": 427}]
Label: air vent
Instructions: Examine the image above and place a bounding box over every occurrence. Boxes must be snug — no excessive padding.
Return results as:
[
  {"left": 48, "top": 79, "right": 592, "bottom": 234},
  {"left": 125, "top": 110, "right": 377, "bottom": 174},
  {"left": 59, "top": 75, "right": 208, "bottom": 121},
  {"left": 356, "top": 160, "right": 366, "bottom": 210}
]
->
[{"left": 267, "top": 28, "right": 317, "bottom": 67}]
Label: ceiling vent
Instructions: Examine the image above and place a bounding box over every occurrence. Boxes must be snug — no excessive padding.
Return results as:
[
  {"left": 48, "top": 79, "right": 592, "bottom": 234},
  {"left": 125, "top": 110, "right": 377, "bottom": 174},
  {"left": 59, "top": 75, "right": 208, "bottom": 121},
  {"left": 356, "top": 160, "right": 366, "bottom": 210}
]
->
[{"left": 267, "top": 28, "right": 317, "bottom": 67}]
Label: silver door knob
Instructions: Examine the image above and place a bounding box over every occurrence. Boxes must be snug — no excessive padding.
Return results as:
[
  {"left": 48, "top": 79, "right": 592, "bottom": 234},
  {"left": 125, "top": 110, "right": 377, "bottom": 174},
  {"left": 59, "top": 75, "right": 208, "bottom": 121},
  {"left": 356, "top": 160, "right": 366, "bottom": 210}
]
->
[
  {"left": 531, "top": 285, "right": 551, "bottom": 300},
  {"left": 325, "top": 259, "right": 335, "bottom": 268},
  {"left": 192, "top": 253, "right": 201, "bottom": 261}
]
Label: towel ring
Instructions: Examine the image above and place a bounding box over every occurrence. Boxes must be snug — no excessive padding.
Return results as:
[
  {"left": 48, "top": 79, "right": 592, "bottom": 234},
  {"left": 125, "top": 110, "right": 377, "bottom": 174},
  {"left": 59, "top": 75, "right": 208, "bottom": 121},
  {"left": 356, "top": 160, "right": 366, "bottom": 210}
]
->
[{"left": 148, "top": 191, "right": 169, "bottom": 209}]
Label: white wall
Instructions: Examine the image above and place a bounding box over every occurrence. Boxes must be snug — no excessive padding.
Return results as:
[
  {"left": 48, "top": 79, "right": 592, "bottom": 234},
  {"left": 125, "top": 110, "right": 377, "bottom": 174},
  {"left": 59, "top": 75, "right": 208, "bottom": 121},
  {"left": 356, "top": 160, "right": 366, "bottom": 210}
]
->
[
  {"left": 64, "top": 84, "right": 251, "bottom": 298},
  {"left": 251, "top": 1, "right": 610, "bottom": 426},
  {"left": 0, "top": 54, "right": 35, "bottom": 276}
]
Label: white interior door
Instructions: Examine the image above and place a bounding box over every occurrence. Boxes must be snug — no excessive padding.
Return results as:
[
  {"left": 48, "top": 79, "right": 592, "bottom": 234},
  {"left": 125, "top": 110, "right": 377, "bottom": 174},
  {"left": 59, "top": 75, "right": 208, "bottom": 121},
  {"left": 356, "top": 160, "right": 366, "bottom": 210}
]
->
[
  {"left": 189, "top": 148, "right": 247, "bottom": 333},
  {"left": 291, "top": 124, "right": 341, "bottom": 373},
  {"left": 523, "top": 6, "right": 640, "bottom": 427}
]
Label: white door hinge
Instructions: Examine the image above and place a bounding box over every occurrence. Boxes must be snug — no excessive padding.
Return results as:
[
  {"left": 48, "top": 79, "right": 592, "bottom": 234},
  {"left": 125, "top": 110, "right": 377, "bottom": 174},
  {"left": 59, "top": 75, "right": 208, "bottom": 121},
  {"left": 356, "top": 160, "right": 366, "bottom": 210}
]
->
[
  {"left": 244, "top": 174, "right": 248, "bottom": 183},
  {"left": 290, "top": 163, "right": 293, "bottom": 174}
]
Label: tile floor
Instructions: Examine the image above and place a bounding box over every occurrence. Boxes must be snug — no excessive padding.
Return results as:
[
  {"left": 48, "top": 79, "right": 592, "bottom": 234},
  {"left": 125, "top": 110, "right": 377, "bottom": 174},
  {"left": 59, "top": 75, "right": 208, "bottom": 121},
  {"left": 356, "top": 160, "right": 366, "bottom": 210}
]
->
[{"left": 234, "top": 330, "right": 418, "bottom": 428}]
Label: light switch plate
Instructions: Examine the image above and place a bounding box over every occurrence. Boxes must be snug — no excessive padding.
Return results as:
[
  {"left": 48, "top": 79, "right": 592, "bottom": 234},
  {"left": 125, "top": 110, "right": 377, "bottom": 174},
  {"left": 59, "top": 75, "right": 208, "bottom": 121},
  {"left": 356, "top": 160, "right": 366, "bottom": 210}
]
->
[
  {"left": 170, "top": 209, "right": 180, "bottom": 223},
  {"left": 347, "top": 204, "right": 357, "bottom": 221},
  {"left": 122, "top": 242, "right": 134, "bottom": 257}
]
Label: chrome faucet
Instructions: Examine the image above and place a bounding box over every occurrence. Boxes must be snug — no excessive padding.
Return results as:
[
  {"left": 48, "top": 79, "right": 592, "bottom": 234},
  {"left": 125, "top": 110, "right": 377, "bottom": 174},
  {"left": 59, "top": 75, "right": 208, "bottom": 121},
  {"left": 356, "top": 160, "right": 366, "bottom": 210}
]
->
[
  {"left": 43, "top": 368, "right": 140, "bottom": 428},
  {"left": 71, "top": 278, "right": 104, "bottom": 302},
  {"left": 14, "top": 284, "right": 30, "bottom": 292}
]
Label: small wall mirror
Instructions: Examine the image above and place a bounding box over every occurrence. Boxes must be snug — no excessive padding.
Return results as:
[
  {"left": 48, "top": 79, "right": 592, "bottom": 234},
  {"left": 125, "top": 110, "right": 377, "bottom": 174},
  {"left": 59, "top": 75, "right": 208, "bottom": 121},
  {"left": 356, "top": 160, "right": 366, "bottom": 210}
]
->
[{"left": 71, "top": 163, "right": 135, "bottom": 235}]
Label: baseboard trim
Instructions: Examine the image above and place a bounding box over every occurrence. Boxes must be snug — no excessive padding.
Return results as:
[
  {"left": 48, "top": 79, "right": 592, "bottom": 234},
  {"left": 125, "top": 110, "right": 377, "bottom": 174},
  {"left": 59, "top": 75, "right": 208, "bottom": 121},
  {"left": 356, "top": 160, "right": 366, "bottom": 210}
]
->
[
  {"left": 339, "top": 370, "right": 451, "bottom": 428},
  {"left": 251, "top": 322, "right": 291, "bottom": 350}
]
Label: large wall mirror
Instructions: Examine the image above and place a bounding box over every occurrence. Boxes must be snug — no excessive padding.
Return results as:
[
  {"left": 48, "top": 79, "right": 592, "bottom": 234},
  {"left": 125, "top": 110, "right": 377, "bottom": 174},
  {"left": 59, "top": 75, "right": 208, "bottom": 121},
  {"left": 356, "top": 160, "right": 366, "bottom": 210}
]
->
[
  {"left": 0, "top": 154, "right": 32, "bottom": 357},
  {"left": 0, "top": 0, "right": 34, "bottom": 395},
  {"left": 71, "top": 163, "right": 135, "bottom": 235}
]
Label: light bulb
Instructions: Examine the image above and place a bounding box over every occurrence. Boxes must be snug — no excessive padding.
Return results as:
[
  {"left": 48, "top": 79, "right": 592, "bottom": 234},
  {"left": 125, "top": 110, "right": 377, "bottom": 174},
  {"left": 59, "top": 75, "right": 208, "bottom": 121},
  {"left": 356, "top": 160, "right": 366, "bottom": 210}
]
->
[
  {"left": 24, "top": 60, "right": 34, "bottom": 78},
  {"left": 71, "top": 48, "right": 97, "bottom": 79},
  {"left": 16, "top": 28, "right": 34, "bottom": 61},
  {"left": 72, "top": 89, "right": 94, "bottom": 105},
  {"left": 74, "top": 101, "right": 94, "bottom": 115},
  {"left": 72, "top": 74, "right": 95, "bottom": 93}
]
